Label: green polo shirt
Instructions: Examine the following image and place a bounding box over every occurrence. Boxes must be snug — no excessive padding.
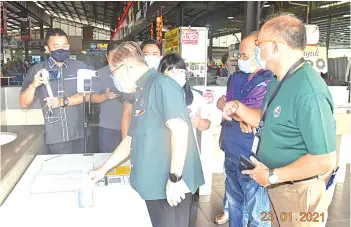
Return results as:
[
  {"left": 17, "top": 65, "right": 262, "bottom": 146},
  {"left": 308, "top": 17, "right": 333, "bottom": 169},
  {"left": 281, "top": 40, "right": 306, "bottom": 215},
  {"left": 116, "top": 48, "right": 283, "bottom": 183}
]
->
[
  {"left": 127, "top": 68, "right": 204, "bottom": 200},
  {"left": 257, "top": 63, "right": 336, "bottom": 169}
]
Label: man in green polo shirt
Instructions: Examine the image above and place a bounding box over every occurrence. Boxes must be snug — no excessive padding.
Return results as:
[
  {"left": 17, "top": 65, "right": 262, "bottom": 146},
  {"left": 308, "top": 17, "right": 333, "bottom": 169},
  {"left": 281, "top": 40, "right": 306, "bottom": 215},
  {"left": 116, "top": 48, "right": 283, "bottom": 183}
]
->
[
  {"left": 222, "top": 13, "right": 337, "bottom": 227},
  {"left": 90, "top": 41, "right": 204, "bottom": 227}
]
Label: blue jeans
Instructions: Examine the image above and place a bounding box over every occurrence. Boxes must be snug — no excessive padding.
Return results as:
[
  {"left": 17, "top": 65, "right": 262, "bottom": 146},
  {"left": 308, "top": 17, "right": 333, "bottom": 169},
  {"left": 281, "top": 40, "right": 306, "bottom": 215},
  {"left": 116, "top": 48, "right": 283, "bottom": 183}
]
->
[
  {"left": 98, "top": 127, "right": 122, "bottom": 153},
  {"left": 225, "top": 155, "right": 271, "bottom": 227}
]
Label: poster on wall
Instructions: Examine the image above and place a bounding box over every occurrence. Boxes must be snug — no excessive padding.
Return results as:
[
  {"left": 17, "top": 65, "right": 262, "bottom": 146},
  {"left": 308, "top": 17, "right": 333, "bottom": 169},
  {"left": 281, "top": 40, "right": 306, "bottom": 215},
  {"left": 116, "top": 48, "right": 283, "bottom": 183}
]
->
[
  {"left": 0, "top": 2, "right": 7, "bottom": 34},
  {"left": 304, "top": 45, "right": 327, "bottom": 74},
  {"left": 164, "top": 28, "right": 179, "bottom": 55},
  {"left": 180, "top": 27, "right": 208, "bottom": 85}
]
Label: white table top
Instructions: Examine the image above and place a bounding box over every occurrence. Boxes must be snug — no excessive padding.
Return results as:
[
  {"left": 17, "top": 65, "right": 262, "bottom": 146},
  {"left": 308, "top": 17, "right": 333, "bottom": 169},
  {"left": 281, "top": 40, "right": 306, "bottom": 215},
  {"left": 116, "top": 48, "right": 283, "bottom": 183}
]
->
[{"left": 0, "top": 154, "right": 152, "bottom": 227}]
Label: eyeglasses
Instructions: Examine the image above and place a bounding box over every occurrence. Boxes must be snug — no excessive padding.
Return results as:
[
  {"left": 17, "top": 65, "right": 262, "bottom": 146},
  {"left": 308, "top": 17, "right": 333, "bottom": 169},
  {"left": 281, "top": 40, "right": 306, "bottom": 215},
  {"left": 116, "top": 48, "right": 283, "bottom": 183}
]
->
[
  {"left": 255, "top": 39, "right": 286, "bottom": 47},
  {"left": 109, "top": 63, "right": 124, "bottom": 79}
]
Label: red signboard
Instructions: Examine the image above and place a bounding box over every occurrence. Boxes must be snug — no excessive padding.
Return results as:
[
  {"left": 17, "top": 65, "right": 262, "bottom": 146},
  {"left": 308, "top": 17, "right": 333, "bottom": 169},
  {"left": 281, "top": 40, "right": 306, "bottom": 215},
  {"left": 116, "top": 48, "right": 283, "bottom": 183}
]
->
[
  {"left": 0, "top": 2, "right": 7, "bottom": 34},
  {"left": 181, "top": 30, "right": 199, "bottom": 45},
  {"left": 203, "top": 91, "right": 214, "bottom": 104}
]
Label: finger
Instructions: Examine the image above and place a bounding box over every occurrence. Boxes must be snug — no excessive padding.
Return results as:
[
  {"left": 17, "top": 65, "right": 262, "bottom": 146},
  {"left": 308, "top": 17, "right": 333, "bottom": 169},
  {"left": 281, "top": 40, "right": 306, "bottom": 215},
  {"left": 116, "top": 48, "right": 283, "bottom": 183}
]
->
[
  {"left": 180, "top": 193, "right": 186, "bottom": 200},
  {"left": 167, "top": 196, "right": 173, "bottom": 207},
  {"left": 250, "top": 156, "right": 259, "bottom": 165},
  {"left": 106, "top": 88, "right": 110, "bottom": 93},
  {"left": 253, "top": 128, "right": 257, "bottom": 134},
  {"left": 176, "top": 195, "right": 182, "bottom": 204},
  {"left": 242, "top": 170, "right": 252, "bottom": 175}
]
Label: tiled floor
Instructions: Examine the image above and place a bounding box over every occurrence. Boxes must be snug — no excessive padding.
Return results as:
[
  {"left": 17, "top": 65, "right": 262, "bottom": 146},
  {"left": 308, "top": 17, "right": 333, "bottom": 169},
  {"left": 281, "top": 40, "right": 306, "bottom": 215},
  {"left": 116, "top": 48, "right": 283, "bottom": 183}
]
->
[{"left": 195, "top": 165, "right": 350, "bottom": 227}]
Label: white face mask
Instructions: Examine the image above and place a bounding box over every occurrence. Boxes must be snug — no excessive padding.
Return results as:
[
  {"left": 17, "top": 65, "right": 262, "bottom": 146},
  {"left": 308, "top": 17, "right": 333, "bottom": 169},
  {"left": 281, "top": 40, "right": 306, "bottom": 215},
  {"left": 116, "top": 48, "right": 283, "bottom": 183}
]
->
[
  {"left": 168, "top": 72, "right": 187, "bottom": 87},
  {"left": 145, "top": 55, "right": 161, "bottom": 70}
]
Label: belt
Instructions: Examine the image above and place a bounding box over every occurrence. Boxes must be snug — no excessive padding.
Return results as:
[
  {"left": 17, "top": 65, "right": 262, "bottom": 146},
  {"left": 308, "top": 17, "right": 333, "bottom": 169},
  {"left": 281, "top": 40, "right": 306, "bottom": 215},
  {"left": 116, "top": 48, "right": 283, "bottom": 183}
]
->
[{"left": 283, "top": 175, "right": 319, "bottom": 185}]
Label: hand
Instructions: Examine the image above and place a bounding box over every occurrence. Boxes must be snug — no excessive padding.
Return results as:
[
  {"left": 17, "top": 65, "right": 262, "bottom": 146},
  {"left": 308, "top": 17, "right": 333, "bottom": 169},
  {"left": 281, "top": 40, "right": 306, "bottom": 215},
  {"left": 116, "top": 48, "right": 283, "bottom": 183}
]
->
[
  {"left": 43, "top": 97, "right": 61, "bottom": 109},
  {"left": 191, "top": 114, "right": 201, "bottom": 129},
  {"left": 232, "top": 113, "right": 243, "bottom": 122},
  {"left": 166, "top": 179, "right": 188, "bottom": 207},
  {"left": 104, "top": 88, "right": 119, "bottom": 100},
  {"left": 31, "top": 69, "right": 49, "bottom": 88},
  {"left": 217, "top": 95, "right": 226, "bottom": 110},
  {"left": 222, "top": 100, "right": 240, "bottom": 121},
  {"left": 239, "top": 121, "right": 256, "bottom": 134},
  {"left": 242, "top": 156, "right": 270, "bottom": 187},
  {"left": 89, "top": 166, "right": 108, "bottom": 183}
]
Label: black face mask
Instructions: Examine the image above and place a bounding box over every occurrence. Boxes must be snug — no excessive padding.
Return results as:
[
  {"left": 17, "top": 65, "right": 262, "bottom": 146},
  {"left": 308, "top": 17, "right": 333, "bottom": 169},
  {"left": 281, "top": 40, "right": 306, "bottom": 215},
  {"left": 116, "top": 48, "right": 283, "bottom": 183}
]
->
[{"left": 50, "top": 49, "right": 70, "bottom": 62}]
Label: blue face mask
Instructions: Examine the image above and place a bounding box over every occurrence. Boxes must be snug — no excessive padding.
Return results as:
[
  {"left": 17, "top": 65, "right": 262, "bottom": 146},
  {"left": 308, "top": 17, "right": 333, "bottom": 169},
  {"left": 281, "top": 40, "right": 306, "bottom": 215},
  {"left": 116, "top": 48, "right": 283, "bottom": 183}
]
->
[
  {"left": 238, "top": 59, "right": 255, "bottom": 73},
  {"left": 50, "top": 49, "right": 70, "bottom": 62},
  {"left": 110, "top": 75, "right": 130, "bottom": 93},
  {"left": 255, "top": 46, "right": 266, "bottom": 70}
]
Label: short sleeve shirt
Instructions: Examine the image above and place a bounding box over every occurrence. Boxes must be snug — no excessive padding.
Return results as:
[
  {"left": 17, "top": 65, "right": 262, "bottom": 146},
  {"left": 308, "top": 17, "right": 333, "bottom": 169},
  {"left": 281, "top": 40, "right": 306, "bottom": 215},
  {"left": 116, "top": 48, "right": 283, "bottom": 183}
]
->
[
  {"left": 93, "top": 65, "right": 124, "bottom": 130},
  {"left": 257, "top": 63, "right": 336, "bottom": 169},
  {"left": 128, "top": 69, "right": 205, "bottom": 200},
  {"left": 20, "top": 58, "right": 88, "bottom": 145}
]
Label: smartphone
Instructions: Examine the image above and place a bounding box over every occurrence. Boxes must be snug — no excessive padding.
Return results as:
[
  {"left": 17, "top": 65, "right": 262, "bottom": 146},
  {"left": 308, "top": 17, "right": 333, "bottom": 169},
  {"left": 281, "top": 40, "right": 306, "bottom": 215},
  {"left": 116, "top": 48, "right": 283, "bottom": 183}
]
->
[{"left": 240, "top": 155, "right": 256, "bottom": 170}]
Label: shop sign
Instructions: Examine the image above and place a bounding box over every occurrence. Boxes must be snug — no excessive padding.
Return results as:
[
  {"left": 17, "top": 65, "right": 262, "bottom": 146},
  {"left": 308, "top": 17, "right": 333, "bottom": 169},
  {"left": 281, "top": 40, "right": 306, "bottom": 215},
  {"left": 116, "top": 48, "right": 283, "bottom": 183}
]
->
[
  {"left": 304, "top": 45, "right": 327, "bottom": 73},
  {"left": 203, "top": 91, "right": 214, "bottom": 104},
  {"left": 181, "top": 30, "right": 199, "bottom": 45},
  {"left": 97, "top": 43, "right": 108, "bottom": 50},
  {"left": 165, "top": 28, "right": 179, "bottom": 55}
]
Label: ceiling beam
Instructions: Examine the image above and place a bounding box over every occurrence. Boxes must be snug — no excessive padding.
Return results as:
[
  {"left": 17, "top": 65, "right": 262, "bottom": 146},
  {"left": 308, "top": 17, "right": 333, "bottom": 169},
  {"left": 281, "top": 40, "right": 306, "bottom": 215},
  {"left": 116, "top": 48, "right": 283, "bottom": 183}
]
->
[
  {"left": 53, "top": 2, "right": 69, "bottom": 19},
  {"left": 61, "top": 2, "right": 78, "bottom": 22},
  {"left": 71, "top": 1, "right": 82, "bottom": 23}
]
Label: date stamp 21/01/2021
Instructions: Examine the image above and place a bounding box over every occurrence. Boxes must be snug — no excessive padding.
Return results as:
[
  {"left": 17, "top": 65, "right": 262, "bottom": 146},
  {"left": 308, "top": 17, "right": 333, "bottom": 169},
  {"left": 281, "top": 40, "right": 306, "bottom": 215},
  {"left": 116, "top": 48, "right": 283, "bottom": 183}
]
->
[{"left": 261, "top": 211, "right": 326, "bottom": 223}]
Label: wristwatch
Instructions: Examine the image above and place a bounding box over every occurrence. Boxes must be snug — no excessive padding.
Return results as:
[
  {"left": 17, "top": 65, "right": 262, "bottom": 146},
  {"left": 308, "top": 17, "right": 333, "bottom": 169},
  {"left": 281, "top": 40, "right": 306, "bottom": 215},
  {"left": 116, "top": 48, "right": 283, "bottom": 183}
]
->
[
  {"left": 268, "top": 169, "right": 278, "bottom": 185},
  {"left": 62, "top": 97, "right": 69, "bottom": 107},
  {"left": 169, "top": 173, "right": 182, "bottom": 183}
]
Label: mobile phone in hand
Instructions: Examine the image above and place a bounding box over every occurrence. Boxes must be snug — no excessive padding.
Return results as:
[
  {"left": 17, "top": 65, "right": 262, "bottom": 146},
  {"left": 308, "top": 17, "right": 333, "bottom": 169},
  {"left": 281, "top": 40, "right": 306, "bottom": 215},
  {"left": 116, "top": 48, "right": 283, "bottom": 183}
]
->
[{"left": 240, "top": 155, "right": 256, "bottom": 170}]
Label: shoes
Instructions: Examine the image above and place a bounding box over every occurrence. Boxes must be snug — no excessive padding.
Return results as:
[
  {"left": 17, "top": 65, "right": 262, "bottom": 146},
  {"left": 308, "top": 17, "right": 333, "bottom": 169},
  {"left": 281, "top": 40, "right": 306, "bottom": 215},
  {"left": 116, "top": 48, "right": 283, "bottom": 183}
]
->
[{"left": 214, "top": 212, "right": 229, "bottom": 225}]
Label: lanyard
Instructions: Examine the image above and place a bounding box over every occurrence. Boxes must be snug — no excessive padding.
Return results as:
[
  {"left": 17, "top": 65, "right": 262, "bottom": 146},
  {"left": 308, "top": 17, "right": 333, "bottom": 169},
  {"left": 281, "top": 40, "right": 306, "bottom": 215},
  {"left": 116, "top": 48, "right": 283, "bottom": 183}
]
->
[
  {"left": 259, "top": 58, "right": 305, "bottom": 129},
  {"left": 253, "top": 58, "right": 305, "bottom": 157}
]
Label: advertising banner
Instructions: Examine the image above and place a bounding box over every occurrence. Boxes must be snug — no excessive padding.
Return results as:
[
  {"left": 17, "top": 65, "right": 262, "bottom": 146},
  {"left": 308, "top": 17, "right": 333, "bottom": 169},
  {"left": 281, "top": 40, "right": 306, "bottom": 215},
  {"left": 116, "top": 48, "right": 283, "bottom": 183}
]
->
[
  {"left": 180, "top": 27, "right": 208, "bottom": 85},
  {"left": 304, "top": 45, "right": 328, "bottom": 73},
  {"left": 164, "top": 27, "right": 179, "bottom": 55},
  {"left": 0, "top": 2, "right": 7, "bottom": 34}
]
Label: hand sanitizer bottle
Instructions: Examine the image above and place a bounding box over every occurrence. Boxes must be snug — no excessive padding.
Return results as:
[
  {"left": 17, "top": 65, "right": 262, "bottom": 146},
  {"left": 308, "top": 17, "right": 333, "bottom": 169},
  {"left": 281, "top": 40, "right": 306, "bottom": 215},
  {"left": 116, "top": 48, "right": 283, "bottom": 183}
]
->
[{"left": 78, "top": 174, "right": 94, "bottom": 208}]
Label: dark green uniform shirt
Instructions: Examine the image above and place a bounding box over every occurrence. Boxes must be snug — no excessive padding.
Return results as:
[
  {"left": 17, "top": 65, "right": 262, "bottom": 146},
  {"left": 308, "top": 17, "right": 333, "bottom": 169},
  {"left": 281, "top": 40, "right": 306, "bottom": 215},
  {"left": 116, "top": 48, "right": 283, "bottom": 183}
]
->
[
  {"left": 127, "top": 69, "right": 205, "bottom": 200},
  {"left": 257, "top": 63, "right": 336, "bottom": 169}
]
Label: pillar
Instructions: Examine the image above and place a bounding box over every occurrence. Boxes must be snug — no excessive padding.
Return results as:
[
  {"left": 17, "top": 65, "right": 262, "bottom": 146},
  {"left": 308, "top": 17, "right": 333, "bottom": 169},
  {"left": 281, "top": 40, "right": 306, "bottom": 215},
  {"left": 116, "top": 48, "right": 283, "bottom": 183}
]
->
[{"left": 241, "top": 1, "right": 261, "bottom": 39}]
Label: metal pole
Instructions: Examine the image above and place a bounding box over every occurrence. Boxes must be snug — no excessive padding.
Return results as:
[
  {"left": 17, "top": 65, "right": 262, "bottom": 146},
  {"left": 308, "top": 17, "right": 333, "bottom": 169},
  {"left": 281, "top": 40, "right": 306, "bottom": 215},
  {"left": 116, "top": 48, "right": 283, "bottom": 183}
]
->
[
  {"left": 40, "top": 22, "right": 44, "bottom": 62},
  {"left": 83, "top": 94, "right": 87, "bottom": 154},
  {"left": 242, "top": 1, "right": 261, "bottom": 38},
  {"left": 326, "top": 16, "right": 331, "bottom": 81}
]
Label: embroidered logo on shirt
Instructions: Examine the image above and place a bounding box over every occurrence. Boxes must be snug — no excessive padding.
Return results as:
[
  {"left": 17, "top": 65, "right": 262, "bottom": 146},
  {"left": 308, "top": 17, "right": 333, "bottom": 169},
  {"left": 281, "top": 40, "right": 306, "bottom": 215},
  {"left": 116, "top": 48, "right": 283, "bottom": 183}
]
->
[
  {"left": 273, "top": 106, "right": 281, "bottom": 118},
  {"left": 135, "top": 110, "right": 146, "bottom": 116}
]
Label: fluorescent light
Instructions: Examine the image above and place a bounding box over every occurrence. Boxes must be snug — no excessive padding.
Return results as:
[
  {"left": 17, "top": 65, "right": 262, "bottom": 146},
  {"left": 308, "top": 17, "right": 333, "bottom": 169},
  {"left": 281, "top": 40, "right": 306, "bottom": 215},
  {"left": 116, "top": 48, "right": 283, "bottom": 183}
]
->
[
  {"left": 264, "top": 4, "right": 270, "bottom": 8},
  {"left": 36, "top": 3, "right": 44, "bottom": 9},
  {"left": 227, "top": 16, "right": 234, "bottom": 19},
  {"left": 44, "top": 10, "right": 51, "bottom": 15},
  {"left": 343, "top": 14, "right": 351, "bottom": 17},
  {"left": 319, "top": 1, "right": 348, "bottom": 8}
]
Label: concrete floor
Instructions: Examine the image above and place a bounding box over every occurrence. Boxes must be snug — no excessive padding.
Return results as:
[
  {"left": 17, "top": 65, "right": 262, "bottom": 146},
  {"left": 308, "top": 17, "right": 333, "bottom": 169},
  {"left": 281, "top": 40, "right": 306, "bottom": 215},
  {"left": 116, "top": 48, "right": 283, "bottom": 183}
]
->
[{"left": 195, "top": 166, "right": 351, "bottom": 227}]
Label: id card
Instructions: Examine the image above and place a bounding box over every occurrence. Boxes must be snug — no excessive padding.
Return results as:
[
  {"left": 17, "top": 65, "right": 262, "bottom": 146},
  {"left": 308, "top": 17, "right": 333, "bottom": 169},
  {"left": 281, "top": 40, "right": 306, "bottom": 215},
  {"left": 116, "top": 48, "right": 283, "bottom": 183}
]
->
[{"left": 251, "top": 136, "right": 260, "bottom": 155}]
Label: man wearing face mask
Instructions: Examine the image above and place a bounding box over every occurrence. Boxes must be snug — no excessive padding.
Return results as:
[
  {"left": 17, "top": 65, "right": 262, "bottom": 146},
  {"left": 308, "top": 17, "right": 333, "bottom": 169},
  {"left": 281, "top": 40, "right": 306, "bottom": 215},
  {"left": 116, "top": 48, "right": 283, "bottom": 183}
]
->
[
  {"left": 223, "top": 13, "right": 337, "bottom": 227},
  {"left": 140, "top": 39, "right": 162, "bottom": 70},
  {"left": 90, "top": 41, "right": 204, "bottom": 227},
  {"left": 216, "top": 32, "right": 273, "bottom": 227},
  {"left": 20, "top": 28, "right": 88, "bottom": 154}
]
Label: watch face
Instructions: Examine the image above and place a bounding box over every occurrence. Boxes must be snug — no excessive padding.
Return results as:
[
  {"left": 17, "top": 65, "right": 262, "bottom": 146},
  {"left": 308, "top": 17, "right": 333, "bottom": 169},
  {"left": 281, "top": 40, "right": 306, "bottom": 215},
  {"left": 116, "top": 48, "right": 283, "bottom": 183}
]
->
[
  {"left": 170, "top": 174, "right": 178, "bottom": 183},
  {"left": 269, "top": 175, "right": 278, "bottom": 184}
]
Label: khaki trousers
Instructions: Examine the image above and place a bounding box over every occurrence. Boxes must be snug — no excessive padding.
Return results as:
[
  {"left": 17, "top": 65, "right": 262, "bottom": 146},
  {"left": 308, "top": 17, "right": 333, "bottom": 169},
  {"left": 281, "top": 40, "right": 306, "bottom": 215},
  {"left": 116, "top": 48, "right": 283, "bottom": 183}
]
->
[{"left": 267, "top": 173, "right": 333, "bottom": 227}]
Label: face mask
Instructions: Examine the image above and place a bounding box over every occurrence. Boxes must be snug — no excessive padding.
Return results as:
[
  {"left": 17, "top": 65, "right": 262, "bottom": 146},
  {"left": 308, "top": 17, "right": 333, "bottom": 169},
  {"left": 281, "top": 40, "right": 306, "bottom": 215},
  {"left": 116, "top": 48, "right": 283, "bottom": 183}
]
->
[
  {"left": 238, "top": 58, "right": 255, "bottom": 73},
  {"left": 50, "top": 49, "right": 70, "bottom": 62},
  {"left": 111, "top": 76, "right": 131, "bottom": 93},
  {"left": 255, "top": 46, "right": 266, "bottom": 70},
  {"left": 145, "top": 55, "right": 161, "bottom": 70},
  {"left": 168, "top": 72, "right": 187, "bottom": 87}
]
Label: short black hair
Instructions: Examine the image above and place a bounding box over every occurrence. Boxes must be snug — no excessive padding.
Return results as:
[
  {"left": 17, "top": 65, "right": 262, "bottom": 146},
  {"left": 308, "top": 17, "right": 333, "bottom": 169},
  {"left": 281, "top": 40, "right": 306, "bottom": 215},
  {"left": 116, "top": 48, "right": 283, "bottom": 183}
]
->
[
  {"left": 262, "top": 12, "right": 306, "bottom": 50},
  {"left": 45, "top": 28, "right": 68, "bottom": 45},
  {"left": 140, "top": 39, "right": 162, "bottom": 53},
  {"left": 107, "top": 41, "right": 120, "bottom": 56},
  {"left": 159, "top": 53, "right": 194, "bottom": 106},
  {"left": 221, "top": 54, "right": 228, "bottom": 64}
]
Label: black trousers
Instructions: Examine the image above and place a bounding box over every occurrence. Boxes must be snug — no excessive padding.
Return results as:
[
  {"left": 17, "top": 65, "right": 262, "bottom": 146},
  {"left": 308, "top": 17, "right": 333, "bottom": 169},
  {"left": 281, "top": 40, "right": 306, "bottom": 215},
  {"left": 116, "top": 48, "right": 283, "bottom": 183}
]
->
[
  {"left": 145, "top": 193, "right": 193, "bottom": 227},
  {"left": 98, "top": 127, "right": 122, "bottom": 153},
  {"left": 48, "top": 138, "right": 85, "bottom": 154}
]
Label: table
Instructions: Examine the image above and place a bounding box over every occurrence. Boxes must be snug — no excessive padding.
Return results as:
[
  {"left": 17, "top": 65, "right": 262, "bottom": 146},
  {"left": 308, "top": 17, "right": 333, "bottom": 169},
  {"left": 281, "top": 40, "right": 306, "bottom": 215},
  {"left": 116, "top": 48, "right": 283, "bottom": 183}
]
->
[{"left": 0, "top": 154, "right": 153, "bottom": 227}]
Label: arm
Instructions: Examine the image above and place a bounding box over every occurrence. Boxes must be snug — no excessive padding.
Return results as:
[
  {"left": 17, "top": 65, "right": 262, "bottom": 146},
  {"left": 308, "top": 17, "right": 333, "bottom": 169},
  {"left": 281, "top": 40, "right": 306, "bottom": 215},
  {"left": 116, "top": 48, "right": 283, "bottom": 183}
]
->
[
  {"left": 20, "top": 68, "right": 47, "bottom": 108},
  {"left": 223, "top": 100, "right": 261, "bottom": 127},
  {"left": 196, "top": 118, "right": 211, "bottom": 131},
  {"left": 121, "top": 103, "right": 133, "bottom": 140},
  {"left": 274, "top": 152, "right": 336, "bottom": 183},
  {"left": 166, "top": 119, "right": 189, "bottom": 176},
  {"left": 20, "top": 84, "right": 37, "bottom": 108},
  {"left": 90, "top": 93, "right": 107, "bottom": 104},
  {"left": 98, "top": 136, "right": 132, "bottom": 173},
  {"left": 66, "top": 93, "right": 90, "bottom": 106}
]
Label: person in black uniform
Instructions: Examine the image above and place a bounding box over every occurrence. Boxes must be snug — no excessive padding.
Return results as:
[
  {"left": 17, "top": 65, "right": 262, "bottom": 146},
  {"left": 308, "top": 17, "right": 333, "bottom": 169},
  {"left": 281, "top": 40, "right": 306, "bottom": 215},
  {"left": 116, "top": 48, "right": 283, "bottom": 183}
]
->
[{"left": 20, "top": 28, "right": 89, "bottom": 154}]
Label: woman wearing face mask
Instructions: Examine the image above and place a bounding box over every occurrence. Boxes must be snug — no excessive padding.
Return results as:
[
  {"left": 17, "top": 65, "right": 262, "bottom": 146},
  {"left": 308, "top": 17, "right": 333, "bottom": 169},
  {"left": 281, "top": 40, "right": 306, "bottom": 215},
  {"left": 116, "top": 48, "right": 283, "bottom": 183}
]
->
[
  {"left": 159, "top": 53, "right": 211, "bottom": 136},
  {"left": 159, "top": 53, "right": 211, "bottom": 227}
]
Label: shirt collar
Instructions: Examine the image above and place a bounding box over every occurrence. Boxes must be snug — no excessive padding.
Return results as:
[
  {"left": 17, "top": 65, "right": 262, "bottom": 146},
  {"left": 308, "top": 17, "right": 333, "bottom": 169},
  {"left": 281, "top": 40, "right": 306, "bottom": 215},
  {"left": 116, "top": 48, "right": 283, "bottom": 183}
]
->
[
  {"left": 47, "top": 57, "right": 68, "bottom": 69},
  {"left": 136, "top": 68, "right": 156, "bottom": 88}
]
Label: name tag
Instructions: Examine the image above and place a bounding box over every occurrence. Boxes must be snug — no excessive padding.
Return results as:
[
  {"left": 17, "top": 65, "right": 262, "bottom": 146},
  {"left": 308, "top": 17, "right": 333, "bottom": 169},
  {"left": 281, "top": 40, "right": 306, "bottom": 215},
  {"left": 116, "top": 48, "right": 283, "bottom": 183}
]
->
[{"left": 251, "top": 136, "right": 260, "bottom": 155}]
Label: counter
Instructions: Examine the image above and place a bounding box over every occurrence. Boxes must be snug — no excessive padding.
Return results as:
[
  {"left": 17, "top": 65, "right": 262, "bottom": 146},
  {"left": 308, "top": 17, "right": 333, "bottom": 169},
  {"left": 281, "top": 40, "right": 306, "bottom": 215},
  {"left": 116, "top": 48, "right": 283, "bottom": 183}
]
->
[{"left": 0, "top": 154, "right": 153, "bottom": 227}]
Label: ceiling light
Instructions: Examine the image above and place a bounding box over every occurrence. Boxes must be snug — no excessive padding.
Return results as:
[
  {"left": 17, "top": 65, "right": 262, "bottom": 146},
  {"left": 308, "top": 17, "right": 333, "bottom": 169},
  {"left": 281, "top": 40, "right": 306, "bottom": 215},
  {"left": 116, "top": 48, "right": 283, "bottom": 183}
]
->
[
  {"left": 348, "top": 25, "right": 351, "bottom": 28},
  {"left": 264, "top": 4, "right": 270, "bottom": 8},
  {"left": 36, "top": 3, "right": 44, "bottom": 9},
  {"left": 343, "top": 14, "right": 351, "bottom": 17},
  {"left": 227, "top": 16, "right": 234, "bottom": 19},
  {"left": 44, "top": 10, "right": 51, "bottom": 15}
]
